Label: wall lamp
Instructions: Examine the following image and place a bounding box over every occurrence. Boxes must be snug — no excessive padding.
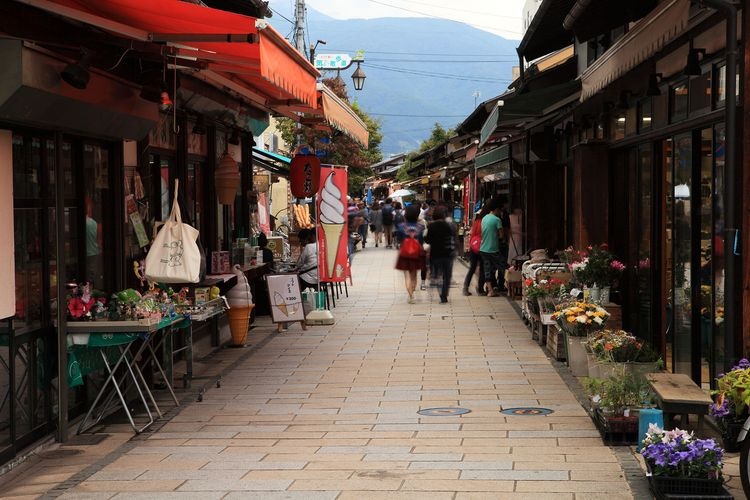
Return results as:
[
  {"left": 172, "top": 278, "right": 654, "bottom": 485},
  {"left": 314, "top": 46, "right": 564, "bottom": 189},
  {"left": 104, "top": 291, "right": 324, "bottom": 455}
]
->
[
  {"left": 684, "top": 47, "right": 706, "bottom": 76},
  {"left": 351, "top": 60, "right": 366, "bottom": 91},
  {"left": 646, "top": 73, "right": 663, "bottom": 96},
  {"left": 61, "top": 49, "right": 93, "bottom": 89}
]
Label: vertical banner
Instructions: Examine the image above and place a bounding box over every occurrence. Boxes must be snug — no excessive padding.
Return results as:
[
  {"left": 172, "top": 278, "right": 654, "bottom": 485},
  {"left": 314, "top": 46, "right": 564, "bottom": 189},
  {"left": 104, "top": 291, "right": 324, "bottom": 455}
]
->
[
  {"left": 463, "top": 177, "right": 470, "bottom": 226},
  {"left": 317, "top": 166, "right": 348, "bottom": 282}
]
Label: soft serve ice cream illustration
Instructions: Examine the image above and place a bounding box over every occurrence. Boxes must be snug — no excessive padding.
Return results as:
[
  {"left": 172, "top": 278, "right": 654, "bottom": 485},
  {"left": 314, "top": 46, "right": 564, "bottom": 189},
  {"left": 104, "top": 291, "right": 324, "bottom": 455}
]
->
[
  {"left": 226, "top": 264, "right": 254, "bottom": 346},
  {"left": 319, "top": 171, "right": 345, "bottom": 279}
]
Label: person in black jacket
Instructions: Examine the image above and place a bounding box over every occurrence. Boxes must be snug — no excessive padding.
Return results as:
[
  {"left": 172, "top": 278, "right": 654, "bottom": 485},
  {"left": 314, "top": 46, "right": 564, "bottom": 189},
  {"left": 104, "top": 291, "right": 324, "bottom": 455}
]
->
[{"left": 424, "top": 205, "right": 455, "bottom": 303}]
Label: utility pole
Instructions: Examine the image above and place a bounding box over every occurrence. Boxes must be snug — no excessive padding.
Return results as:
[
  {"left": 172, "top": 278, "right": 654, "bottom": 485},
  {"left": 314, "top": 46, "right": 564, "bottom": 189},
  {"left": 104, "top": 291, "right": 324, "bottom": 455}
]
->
[{"left": 294, "top": 0, "right": 306, "bottom": 55}]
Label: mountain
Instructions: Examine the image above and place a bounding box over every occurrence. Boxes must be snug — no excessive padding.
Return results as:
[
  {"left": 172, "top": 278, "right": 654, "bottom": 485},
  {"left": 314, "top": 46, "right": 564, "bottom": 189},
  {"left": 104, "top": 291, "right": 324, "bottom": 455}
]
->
[{"left": 266, "top": 5, "right": 520, "bottom": 156}]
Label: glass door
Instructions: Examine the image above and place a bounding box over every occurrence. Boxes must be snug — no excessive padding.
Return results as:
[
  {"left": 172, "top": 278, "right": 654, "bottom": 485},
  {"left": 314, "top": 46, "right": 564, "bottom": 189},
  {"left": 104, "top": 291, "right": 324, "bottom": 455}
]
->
[{"left": 635, "top": 144, "right": 654, "bottom": 344}]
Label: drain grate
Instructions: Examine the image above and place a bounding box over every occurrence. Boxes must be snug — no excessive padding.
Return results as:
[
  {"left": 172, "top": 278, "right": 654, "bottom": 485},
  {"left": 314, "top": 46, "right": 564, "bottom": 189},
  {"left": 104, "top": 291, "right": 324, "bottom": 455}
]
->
[
  {"left": 501, "top": 407, "right": 554, "bottom": 416},
  {"left": 418, "top": 407, "right": 471, "bottom": 416}
]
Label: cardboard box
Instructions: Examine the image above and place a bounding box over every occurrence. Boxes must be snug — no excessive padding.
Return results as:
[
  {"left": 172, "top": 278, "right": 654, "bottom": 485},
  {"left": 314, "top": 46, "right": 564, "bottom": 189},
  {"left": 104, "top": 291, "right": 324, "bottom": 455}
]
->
[{"left": 194, "top": 287, "right": 210, "bottom": 305}]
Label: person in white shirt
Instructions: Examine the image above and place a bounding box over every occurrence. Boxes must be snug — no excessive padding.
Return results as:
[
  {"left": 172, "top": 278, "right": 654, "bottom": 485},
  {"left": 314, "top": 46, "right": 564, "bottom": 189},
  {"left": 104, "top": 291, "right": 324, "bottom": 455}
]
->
[{"left": 296, "top": 229, "right": 318, "bottom": 290}]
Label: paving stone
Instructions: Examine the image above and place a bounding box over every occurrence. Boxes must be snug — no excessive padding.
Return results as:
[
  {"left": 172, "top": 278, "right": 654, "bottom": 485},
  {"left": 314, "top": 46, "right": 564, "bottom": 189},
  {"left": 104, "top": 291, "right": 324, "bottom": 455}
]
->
[{"left": 177, "top": 479, "right": 293, "bottom": 491}]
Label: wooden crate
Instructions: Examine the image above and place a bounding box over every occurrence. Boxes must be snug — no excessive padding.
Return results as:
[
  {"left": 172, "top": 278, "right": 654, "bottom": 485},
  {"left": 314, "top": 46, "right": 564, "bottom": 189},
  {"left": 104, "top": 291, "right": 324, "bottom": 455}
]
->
[{"left": 546, "top": 325, "right": 566, "bottom": 361}]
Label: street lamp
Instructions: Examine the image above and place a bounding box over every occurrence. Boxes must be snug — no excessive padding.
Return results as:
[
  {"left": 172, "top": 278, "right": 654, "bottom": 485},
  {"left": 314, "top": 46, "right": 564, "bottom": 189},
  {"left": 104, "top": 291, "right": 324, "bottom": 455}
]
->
[
  {"left": 309, "top": 39, "right": 326, "bottom": 65},
  {"left": 351, "top": 60, "right": 366, "bottom": 91}
]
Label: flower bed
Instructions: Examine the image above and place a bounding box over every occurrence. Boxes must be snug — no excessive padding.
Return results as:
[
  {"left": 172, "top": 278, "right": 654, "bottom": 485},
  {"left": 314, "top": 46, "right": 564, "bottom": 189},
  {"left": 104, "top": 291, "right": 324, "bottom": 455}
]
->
[{"left": 552, "top": 301, "right": 610, "bottom": 337}]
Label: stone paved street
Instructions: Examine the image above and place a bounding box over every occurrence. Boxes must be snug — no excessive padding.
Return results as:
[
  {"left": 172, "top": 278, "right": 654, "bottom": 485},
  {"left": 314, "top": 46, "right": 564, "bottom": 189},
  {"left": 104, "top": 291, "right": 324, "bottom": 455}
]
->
[{"left": 0, "top": 246, "right": 669, "bottom": 499}]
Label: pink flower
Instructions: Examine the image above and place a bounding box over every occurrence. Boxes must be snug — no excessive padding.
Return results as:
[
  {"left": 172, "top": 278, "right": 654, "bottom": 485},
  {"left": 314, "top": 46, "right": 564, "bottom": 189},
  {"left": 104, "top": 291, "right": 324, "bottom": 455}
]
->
[{"left": 610, "top": 260, "right": 626, "bottom": 272}]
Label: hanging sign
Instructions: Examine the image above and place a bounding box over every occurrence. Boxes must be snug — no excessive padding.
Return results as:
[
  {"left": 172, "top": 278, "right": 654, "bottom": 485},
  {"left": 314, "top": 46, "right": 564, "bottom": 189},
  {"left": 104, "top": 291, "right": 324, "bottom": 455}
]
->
[
  {"left": 314, "top": 53, "right": 352, "bottom": 70},
  {"left": 289, "top": 152, "right": 321, "bottom": 198},
  {"left": 317, "top": 166, "right": 349, "bottom": 282}
]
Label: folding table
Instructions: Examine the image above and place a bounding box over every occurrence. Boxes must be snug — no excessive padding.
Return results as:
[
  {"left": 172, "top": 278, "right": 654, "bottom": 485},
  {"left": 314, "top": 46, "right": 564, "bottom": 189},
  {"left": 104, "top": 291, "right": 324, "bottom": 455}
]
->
[{"left": 66, "top": 315, "right": 189, "bottom": 434}]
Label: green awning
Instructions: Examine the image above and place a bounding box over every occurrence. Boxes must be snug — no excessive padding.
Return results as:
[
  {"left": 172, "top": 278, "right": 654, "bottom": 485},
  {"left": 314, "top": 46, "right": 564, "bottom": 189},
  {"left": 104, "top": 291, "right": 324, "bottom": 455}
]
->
[
  {"left": 475, "top": 145, "right": 509, "bottom": 170},
  {"left": 479, "top": 80, "right": 580, "bottom": 146},
  {"left": 253, "top": 147, "right": 291, "bottom": 164}
]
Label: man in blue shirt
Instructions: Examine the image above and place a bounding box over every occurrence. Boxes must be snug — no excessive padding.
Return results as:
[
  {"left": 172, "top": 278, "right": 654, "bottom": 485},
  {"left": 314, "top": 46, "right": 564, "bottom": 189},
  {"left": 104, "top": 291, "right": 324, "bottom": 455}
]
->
[{"left": 480, "top": 200, "right": 503, "bottom": 296}]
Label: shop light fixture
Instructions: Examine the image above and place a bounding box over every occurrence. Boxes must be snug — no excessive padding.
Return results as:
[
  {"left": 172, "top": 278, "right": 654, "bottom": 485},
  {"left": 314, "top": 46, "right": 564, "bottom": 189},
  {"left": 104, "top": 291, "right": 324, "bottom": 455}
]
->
[
  {"left": 227, "top": 128, "right": 240, "bottom": 145},
  {"left": 61, "top": 49, "right": 92, "bottom": 89},
  {"left": 647, "top": 73, "right": 663, "bottom": 96},
  {"left": 674, "top": 183, "right": 691, "bottom": 198},
  {"left": 684, "top": 48, "right": 706, "bottom": 76},
  {"left": 192, "top": 116, "right": 207, "bottom": 135}
]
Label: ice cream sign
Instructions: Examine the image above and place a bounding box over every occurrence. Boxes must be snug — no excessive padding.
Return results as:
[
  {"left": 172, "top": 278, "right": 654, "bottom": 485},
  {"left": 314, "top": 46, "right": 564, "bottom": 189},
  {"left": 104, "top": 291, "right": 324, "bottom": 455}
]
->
[{"left": 317, "top": 167, "right": 349, "bottom": 282}]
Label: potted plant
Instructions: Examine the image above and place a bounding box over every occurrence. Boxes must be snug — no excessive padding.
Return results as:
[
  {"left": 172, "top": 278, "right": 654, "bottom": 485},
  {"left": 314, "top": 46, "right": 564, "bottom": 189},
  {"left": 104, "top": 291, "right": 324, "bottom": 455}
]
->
[
  {"left": 552, "top": 301, "right": 609, "bottom": 376},
  {"left": 640, "top": 425, "right": 728, "bottom": 498},
  {"left": 584, "top": 367, "right": 652, "bottom": 445},
  {"left": 586, "top": 329, "right": 662, "bottom": 380},
  {"left": 560, "top": 244, "right": 625, "bottom": 303},
  {"left": 710, "top": 358, "right": 750, "bottom": 452},
  {"left": 523, "top": 277, "right": 566, "bottom": 317}
]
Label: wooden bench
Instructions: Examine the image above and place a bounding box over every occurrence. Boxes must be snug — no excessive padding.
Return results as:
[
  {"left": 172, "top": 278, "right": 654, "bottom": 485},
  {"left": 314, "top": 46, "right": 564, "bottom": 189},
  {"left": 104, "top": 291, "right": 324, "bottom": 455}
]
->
[{"left": 647, "top": 372, "right": 712, "bottom": 430}]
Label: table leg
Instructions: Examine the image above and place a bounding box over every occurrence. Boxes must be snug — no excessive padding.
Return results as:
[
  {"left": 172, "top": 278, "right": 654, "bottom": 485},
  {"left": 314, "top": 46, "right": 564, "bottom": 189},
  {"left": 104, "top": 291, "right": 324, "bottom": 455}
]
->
[
  {"left": 144, "top": 336, "right": 179, "bottom": 407},
  {"left": 185, "top": 323, "right": 193, "bottom": 389}
]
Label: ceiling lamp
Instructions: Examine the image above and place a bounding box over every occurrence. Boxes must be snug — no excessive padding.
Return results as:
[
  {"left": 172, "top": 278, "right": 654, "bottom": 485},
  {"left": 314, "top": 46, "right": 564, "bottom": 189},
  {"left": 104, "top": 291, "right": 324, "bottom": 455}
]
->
[{"left": 684, "top": 48, "right": 706, "bottom": 76}]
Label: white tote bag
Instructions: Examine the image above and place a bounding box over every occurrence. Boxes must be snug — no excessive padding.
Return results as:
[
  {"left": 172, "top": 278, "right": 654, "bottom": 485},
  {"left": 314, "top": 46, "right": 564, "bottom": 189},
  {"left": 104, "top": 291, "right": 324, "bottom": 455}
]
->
[{"left": 144, "top": 180, "right": 201, "bottom": 283}]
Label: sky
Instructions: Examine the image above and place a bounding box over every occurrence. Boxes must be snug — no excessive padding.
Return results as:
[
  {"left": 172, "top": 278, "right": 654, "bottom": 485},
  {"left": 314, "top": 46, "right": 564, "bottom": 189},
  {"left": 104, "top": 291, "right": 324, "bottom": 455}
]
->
[{"left": 267, "top": 0, "right": 527, "bottom": 40}]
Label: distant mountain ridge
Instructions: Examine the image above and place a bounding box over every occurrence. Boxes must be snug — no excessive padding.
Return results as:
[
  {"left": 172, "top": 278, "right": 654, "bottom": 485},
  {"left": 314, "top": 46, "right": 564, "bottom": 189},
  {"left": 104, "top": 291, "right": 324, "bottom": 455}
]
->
[{"left": 267, "top": 5, "right": 520, "bottom": 156}]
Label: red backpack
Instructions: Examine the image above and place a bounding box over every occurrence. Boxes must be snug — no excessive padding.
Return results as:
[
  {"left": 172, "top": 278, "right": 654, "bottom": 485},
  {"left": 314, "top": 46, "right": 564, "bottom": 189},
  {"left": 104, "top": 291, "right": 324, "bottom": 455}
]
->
[{"left": 399, "top": 228, "right": 423, "bottom": 259}]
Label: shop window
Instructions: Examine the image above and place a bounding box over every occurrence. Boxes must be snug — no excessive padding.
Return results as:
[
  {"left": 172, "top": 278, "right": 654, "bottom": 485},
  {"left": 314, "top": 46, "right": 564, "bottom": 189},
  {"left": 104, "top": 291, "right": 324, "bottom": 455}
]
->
[
  {"left": 689, "top": 71, "right": 712, "bottom": 114},
  {"left": 669, "top": 82, "right": 689, "bottom": 122},
  {"left": 638, "top": 98, "right": 653, "bottom": 132},
  {"left": 610, "top": 114, "right": 625, "bottom": 141}
]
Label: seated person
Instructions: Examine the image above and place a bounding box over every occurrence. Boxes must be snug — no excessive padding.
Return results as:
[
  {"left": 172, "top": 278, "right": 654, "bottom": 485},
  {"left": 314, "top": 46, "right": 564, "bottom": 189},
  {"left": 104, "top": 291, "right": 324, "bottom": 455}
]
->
[
  {"left": 296, "top": 229, "right": 318, "bottom": 290},
  {"left": 257, "top": 233, "right": 274, "bottom": 269}
]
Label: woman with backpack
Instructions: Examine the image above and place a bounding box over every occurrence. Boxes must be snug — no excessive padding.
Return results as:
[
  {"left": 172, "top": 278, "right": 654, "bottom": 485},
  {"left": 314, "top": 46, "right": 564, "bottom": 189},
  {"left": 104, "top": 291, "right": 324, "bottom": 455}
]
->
[
  {"left": 463, "top": 206, "right": 488, "bottom": 296},
  {"left": 394, "top": 204, "right": 425, "bottom": 304}
]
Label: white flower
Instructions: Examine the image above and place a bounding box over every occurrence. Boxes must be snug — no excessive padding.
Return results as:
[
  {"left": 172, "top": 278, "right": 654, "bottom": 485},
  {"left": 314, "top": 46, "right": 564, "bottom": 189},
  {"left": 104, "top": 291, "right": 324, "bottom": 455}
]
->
[
  {"left": 593, "top": 316, "right": 604, "bottom": 325},
  {"left": 576, "top": 315, "right": 587, "bottom": 324}
]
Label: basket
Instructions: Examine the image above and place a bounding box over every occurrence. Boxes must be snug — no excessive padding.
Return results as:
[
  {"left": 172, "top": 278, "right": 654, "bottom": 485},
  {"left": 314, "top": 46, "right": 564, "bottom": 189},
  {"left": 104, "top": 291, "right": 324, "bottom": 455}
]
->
[
  {"left": 594, "top": 408, "right": 639, "bottom": 446},
  {"left": 646, "top": 462, "right": 731, "bottom": 499}
]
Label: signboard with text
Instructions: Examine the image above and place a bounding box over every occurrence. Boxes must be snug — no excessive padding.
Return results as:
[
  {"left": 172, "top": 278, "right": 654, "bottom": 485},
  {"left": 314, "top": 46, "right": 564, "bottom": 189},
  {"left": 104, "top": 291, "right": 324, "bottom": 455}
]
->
[{"left": 314, "top": 53, "right": 352, "bottom": 70}]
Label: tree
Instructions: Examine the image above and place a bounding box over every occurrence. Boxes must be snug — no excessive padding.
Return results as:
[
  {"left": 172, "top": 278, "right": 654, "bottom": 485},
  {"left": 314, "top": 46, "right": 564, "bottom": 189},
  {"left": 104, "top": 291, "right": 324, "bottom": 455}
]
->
[
  {"left": 395, "top": 123, "right": 454, "bottom": 183},
  {"left": 276, "top": 77, "right": 383, "bottom": 197}
]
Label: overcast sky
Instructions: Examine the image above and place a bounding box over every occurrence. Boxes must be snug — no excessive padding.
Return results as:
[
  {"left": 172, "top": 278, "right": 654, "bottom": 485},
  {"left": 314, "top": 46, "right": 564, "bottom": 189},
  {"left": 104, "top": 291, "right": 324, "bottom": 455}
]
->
[{"left": 268, "top": 0, "right": 526, "bottom": 39}]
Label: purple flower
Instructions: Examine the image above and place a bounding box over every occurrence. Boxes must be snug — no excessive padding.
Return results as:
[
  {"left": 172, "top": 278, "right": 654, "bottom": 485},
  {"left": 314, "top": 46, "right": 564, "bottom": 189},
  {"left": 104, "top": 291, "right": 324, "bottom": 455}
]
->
[
  {"left": 731, "top": 358, "right": 750, "bottom": 371},
  {"left": 710, "top": 399, "right": 730, "bottom": 418}
]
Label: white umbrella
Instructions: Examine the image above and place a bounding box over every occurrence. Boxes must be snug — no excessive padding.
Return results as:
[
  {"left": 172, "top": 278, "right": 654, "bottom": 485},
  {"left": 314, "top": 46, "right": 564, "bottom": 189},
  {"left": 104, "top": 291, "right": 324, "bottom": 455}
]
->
[{"left": 390, "top": 189, "right": 415, "bottom": 198}]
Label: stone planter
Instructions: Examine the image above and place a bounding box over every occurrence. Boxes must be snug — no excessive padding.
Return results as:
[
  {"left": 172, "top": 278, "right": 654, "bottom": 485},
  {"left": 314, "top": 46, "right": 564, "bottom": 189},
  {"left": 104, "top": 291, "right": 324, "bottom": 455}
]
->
[
  {"left": 596, "top": 361, "right": 662, "bottom": 381},
  {"left": 564, "top": 331, "right": 588, "bottom": 377}
]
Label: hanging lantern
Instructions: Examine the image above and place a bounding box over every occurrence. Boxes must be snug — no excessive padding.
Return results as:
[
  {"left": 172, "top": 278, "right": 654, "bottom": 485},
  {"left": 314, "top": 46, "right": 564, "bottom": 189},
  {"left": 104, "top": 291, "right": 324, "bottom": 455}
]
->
[
  {"left": 289, "top": 152, "right": 321, "bottom": 198},
  {"left": 215, "top": 152, "right": 240, "bottom": 204}
]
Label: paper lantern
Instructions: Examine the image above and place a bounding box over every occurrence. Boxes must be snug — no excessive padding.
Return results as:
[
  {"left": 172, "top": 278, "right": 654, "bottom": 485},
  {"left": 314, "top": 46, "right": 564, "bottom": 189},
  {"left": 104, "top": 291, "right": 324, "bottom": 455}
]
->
[{"left": 289, "top": 153, "right": 320, "bottom": 198}]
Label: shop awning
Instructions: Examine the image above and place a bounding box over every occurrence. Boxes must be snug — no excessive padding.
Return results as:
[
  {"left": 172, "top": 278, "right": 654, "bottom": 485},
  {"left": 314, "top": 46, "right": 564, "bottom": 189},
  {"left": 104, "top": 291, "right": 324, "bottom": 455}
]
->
[
  {"left": 580, "top": 0, "right": 689, "bottom": 102},
  {"left": 252, "top": 147, "right": 290, "bottom": 175},
  {"left": 475, "top": 145, "right": 509, "bottom": 170},
  {"left": 480, "top": 80, "right": 580, "bottom": 146},
  {"left": 518, "top": 0, "right": 576, "bottom": 61},
  {"left": 21, "top": 0, "right": 319, "bottom": 110},
  {"left": 303, "top": 84, "right": 369, "bottom": 147},
  {"left": 563, "top": 0, "right": 657, "bottom": 42}
]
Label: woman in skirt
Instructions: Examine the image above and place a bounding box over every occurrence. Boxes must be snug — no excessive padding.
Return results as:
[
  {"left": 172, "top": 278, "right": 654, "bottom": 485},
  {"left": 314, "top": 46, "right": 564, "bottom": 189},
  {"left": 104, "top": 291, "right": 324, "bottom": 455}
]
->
[{"left": 394, "top": 204, "right": 426, "bottom": 304}]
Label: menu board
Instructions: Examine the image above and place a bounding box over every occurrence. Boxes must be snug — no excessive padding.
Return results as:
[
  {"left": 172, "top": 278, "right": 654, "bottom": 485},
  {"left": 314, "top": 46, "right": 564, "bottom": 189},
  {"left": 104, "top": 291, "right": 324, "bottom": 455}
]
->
[{"left": 266, "top": 273, "right": 304, "bottom": 323}]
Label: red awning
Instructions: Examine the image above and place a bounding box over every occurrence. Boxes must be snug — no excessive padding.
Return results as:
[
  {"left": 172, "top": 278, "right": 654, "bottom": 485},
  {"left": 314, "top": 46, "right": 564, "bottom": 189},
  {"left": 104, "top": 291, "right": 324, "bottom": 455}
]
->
[{"left": 22, "top": 0, "right": 319, "bottom": 110}]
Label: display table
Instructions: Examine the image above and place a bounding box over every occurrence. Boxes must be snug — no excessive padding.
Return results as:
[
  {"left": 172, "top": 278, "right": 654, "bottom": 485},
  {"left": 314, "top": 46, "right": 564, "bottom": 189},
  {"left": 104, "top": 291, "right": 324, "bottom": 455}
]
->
[{"left": 66, "top": 315, "right": 189, "bottom": 434}]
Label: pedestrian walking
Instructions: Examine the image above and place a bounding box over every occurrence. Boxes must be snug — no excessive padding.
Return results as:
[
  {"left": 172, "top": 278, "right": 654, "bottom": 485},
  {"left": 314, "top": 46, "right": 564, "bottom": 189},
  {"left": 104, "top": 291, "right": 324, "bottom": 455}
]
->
[
  {"left": 370, "top": 202, "right": 384, "bottom": 247},
  {"left": 357, "top": 201, "right": 369, "bottom": 248},
  {"left": 424, "top": 205, "right": 455, "bottom": 303},
  {"left": 463, "top": 206, "right": 487, "bottom": 296},
  {"left": 394, "top": 204, "right": 425, "bottom": 304},
  {"left": 480, "top": 200, "right": 504, "bottom": 296},
  {"left": 382, "top": 197, "right": 395, "bottom": 248}
]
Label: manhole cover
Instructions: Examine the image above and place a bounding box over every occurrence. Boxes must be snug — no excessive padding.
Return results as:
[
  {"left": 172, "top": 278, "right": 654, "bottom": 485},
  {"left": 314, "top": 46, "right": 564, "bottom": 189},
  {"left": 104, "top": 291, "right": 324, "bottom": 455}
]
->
[
  {"left": 501, "top": 407, "right": 554, "bottom": 416},
  {"left": 418, "top": 407, "right": 471, "bottom": 416}
]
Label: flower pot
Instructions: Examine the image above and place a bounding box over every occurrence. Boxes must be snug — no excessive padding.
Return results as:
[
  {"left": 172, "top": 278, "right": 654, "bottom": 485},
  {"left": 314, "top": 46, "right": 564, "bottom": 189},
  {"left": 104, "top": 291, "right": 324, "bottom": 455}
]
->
[
  {"left": 719, "top": 418, "right": 745, "bottom": 453},
  {"left": 565, "top": 332, "right": 588, "bottom": 377},
  {"left": 588, "top": 285, "right": 601, "bottom": 304},
  {"left": 594, "top": 407, "right": 639, "bottom": 445},
  {"left": 600, "top": 286, "right": 611, "bottom": 304},
  {"left": 587, "top": 351, "right": 601, "bottom": 378},
  {"left": 645, "top": 462, "right": 728, "bottom": 499}
]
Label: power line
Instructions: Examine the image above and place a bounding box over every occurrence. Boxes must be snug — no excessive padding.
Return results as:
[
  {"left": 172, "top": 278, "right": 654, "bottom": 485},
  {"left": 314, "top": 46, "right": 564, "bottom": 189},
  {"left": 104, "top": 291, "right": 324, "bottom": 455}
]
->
[
  {"left": 329, "top": 49, "right": 518, "bottom": 57},
  {"left": 362, "top": 0, "right": 522, "bottom": 35},
  {"left": 269, "top": 7, "right": 295, "bottom": 25},
  {"left": 389, "top": 0, "right": 521, "bottom": 20},
  {"left": 366, "top": 58, "right": 517, "bottom": 63},
  {"left": 369, "top": 112, "right": 468, "bottom": 117},
  {"left": 364, "top": 63, "right": 511, "bottom": 83}
]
